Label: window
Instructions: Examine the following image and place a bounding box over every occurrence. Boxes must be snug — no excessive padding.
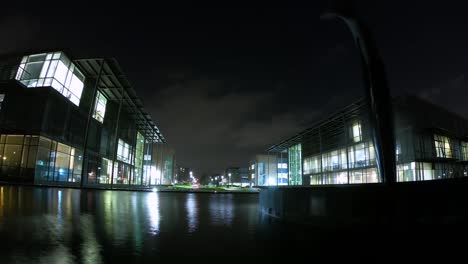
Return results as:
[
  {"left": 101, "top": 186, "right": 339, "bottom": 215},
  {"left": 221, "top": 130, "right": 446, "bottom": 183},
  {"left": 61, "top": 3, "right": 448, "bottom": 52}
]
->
[
  {"left": 397, "top": 162, "right": 434, "bottom": 182},
  {"left": 322, "top": 149, "right": 347, "bottom": 172},
  {"left": 348, "top": 142, "right": 376, "bottom": 168},
  {"left": 461, "top": 142, "right": 468, "bottom": 161},
  {"left": 117, "top": 139, "right": 133, "bottom": 164},
  {"left": 92, "top": 91, "right": 107, "bottom": 123},
  {"left": 323, "top": 171, "right": 348, "bottom": 184},
  {"left": 349, "top": 168, "right": 378, "bottom": 184},
  {"left": 352, "top": 121, "right": 362, "bottom": 142},
  {"left": 0, "top": 94, "right": 4, "bottom": 110},
  {"left": 303, "top": 155, "right": 321, "bottom": 174},
  {"left": 15, "top": 52, "right": 85, "bottom": 106},
  {"left": 434, "top": 134, "right": 452, "bottom": 158},
  {"left": 133, "top": 132, "right": 145, "bottom": 185}
]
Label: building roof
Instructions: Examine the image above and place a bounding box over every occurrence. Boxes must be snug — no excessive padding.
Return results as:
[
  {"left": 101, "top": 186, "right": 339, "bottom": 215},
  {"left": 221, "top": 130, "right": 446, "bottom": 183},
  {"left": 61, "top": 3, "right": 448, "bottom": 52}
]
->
[
  {"left": 73, "top": 58, "right": 165, "bottom": 143},
  {"left": 267, "top": 99, "right": 366, "bottom": 152}
]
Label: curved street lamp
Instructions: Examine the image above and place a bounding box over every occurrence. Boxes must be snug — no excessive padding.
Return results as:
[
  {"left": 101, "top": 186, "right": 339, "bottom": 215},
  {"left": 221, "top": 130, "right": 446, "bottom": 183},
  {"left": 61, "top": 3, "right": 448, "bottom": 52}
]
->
[{"left": 321, "top": 5, "right": 396, "bottom": 184}]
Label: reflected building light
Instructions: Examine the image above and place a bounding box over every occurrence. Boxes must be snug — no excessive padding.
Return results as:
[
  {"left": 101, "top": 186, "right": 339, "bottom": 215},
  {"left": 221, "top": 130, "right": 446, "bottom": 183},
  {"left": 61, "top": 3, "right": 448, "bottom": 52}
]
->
[
  {"left": 209, "top": 196, "right": 233, "bottom": 227},
  {"left": 57, "top": 190, "right": 62, "bottom": 217},
  {"left": 185, "top": 194, "right": 198, "bottom": 233},
  {"left": 146, "top": 192, "right": 160, "bottom": 235},
  {"left": 80, "top": 214, "right": 104, "bottom": 264},
  {"left": 0, "top": 186, "right": 3, "bottom": 210}
]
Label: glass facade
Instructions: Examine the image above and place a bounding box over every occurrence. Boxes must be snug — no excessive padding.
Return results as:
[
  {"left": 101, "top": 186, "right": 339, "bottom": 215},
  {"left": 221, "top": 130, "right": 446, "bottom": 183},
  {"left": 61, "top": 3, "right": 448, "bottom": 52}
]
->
[
  {"left": 270, "top": 98, "right": 468, "bottom": 186},
  {"left": 163, "top": 154, "right": 173, "bottom": 184},
  {"left": 0, "top": 132, "right": 166, "bottom": 187},
  {"left": 0, "top": 134, "right": 83, "bottom": 183},
  {"left": 93, "top": 91, "right": 107, "bottom": 123},
  {"left": 0, "top": 51, "right": 166, "bottom": 189},
  {"left": 15, "top": 52, "right": 85, "bottom": 106},
  {"left": 288, "top": 144, "right": 302, "bottom": 185},
  {"left": 304, "top": 141, "right": 378, "bottom": 185}
]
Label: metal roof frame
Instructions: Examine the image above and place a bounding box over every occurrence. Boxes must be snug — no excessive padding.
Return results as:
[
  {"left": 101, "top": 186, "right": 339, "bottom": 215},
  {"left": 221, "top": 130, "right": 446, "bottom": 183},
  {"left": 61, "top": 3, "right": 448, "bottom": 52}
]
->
[
  {"left": 73, "top": 58, "right": 165, "bottom": 143},
  {"left": 267, "top": 99, "right": 366, "bottom": 152}
]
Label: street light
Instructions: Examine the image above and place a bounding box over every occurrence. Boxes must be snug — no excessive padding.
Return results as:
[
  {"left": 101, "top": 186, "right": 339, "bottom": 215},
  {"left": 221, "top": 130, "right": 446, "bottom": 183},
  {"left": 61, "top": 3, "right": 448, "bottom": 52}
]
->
[
  {"left": 321, "top": 3, "right": 396, "bottom": 184},
  {"left": 228, "top": 173, "right": 232, "bottom": 186}
]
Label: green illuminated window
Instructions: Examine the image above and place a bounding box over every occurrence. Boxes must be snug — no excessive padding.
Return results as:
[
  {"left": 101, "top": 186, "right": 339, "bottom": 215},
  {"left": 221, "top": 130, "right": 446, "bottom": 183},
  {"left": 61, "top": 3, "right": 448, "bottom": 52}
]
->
[
  {"left": 434, "top": 135, "right": 452, "bottom": 158},
  {"left": 288, "top": 144, "right": 302, "bottom": 185},
  {"left": 133, "top": 132, "right": 144, "bottom": 185},
  {"left": 461, "top": 142, "right": 468, "bottom": 161}
]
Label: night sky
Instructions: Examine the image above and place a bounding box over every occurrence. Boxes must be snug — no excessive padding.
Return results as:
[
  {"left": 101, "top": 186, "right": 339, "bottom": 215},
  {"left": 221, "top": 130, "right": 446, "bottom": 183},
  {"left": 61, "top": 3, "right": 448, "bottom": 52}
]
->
[{"left": 2, "top": 2, "right": 468, "bottom": 175}]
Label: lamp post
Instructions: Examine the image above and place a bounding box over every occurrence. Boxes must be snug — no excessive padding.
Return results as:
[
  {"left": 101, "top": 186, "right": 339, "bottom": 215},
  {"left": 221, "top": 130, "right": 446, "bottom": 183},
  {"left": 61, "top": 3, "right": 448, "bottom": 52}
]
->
[
  {"left": 228, "top": 173, "right": 232, "bottom": 187},
  {"left": 321, "top": 4, "right": 396, "bottom": 184}
]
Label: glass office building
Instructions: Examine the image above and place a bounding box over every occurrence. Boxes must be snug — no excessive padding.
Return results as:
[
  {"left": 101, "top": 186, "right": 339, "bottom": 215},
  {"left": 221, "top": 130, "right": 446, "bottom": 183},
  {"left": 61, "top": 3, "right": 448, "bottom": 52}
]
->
[
  {"left": 268, "top": 96, "right": 468, "bottom": 186},
  {"left": 0, "top": 51, "right": 169, "bottom": 189},
  {"left": 249, "top": 154, "right": 290, "bottom": 187}
]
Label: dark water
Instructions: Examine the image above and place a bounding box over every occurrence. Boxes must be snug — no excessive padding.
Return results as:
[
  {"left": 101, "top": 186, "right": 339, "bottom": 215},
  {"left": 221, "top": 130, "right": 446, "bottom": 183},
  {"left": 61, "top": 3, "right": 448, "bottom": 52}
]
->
[{"left": 0, "top": 185, "right": 466, "bottom": 262}]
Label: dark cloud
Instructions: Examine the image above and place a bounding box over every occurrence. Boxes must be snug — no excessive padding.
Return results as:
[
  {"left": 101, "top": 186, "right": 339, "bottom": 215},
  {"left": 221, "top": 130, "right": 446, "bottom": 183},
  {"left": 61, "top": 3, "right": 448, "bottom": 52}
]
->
[{"left": 145, "top": 76, "right": 323, "bottom": 173}]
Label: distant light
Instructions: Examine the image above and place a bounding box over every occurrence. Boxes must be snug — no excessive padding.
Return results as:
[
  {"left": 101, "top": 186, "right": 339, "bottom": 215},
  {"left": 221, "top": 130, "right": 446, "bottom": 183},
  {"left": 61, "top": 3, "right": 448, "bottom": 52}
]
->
[{"left": 152, "top": 188, "right": 158, "bottom": 192}]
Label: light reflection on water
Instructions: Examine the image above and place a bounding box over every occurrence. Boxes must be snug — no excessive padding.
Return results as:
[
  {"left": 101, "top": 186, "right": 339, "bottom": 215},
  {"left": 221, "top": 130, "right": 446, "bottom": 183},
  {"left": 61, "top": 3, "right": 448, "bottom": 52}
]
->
[
  {"left": 0, "top": 185, "right": 461, "bottom": 261},
  {"left": 0, "top": 186, "right": 266, "bottom": 262},
  {"left": 185, "top": 193, "right": 198, "bottom": 233}
]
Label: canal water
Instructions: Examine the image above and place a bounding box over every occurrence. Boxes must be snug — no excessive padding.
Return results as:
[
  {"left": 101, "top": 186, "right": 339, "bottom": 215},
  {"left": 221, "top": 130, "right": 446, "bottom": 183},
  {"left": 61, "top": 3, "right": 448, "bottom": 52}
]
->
[{"left": 0, "top": 185, "right": 465, "bottom": 262}]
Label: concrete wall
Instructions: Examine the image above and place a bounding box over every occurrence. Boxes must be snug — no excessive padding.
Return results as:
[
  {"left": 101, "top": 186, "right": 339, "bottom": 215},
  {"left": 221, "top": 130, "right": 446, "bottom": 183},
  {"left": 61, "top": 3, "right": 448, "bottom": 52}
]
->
[{"left": 259, "top": 178, "right": 468, "bottom": 227}]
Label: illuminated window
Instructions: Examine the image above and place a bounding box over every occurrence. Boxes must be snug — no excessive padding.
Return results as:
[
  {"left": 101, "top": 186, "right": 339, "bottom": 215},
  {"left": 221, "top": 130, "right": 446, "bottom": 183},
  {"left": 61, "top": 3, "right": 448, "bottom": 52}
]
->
[
  {"left": 133, "top": 132, "right": 145, "bottom": 185},
  {"left": 15, "top": 52, "right": 85, "bottom": 106},
  {"left": 0, "top": 94, "right": 4, "bottom": 110},
  {"left": 322, "top": 149, "right": 347, "bottom": 172},
  {"left": 461, "top": 142, "right": 468, "bottom": 161},
  {"left": 348, "top": 142, "right": 375, "bottom": 168},
  {"left": 92, "top": 91, "right": 107, "bottom": 123},
  {"left": 351, "top": 121, "right": 362, "bottom": 142},
  {"left": 251, "top": 164, "right": 255, "bottom": 170},
  {"left": 434, "top": 135, "right": 452, "bottom": 158},
  {"left": 288, "top": 144, "right": 302, "bottom": 185},
  {"left": 397, "top": 162, "right": 434, "bottom": 182},
  {"left": 117, "top": 139, "right": 133, "bottom": 164},
  {"left": 303, "top": 155, "right": 321, "bottom": 174}
]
